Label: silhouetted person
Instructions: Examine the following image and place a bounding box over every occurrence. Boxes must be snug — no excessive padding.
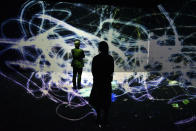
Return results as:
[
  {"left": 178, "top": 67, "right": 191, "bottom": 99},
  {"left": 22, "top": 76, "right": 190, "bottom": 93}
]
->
[
  {"left": 71, "top": 39, "right": 85, "bottom": 90},
  {"left": 89, "top": 41, "right": 114, "bottom": 128}
]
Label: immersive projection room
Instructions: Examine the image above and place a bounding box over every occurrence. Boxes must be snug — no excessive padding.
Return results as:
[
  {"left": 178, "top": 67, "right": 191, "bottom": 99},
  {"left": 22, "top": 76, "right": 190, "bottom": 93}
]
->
[{"left": 1, "top": 0, "right": 196, "bottom": 130}]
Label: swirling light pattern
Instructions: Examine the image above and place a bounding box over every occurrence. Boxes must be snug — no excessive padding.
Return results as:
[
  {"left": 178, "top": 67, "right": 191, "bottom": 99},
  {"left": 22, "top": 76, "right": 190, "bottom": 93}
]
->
[{"left": 0, "top": 0, "right": 196, "bottom": 123}]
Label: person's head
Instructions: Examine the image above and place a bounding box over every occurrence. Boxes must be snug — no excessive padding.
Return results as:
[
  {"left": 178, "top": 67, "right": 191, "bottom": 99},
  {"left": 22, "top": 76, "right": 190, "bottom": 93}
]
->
[
  {"left": 74, "top": 39, "right": 80, "bottom": 48},
  {"left": 98, "top": 41, "right": 109, "bottom": 54}
]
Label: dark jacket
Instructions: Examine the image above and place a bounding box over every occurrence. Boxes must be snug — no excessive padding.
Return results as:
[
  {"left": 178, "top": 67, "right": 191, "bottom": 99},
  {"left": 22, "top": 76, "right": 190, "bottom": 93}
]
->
[
  {"left": 71, "top": 48, "right": 85, "bottom": 68},
  {"left": 89, "top": 53, "right": 114, "bottom": 108}
]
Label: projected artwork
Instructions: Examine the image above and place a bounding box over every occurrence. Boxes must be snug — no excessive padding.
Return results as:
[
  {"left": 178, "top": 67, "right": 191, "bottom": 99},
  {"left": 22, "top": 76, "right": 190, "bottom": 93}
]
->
[{"left": 0, "top": 0, "right": 196, "bottom": 124}]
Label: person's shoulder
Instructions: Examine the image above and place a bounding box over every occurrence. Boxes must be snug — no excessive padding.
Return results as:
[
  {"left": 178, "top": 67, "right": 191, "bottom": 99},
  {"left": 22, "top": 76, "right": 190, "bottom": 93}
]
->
[
  {"left": 108, "top": 54, "right": 113, "bottom": 57},
  {"left": 71, "top": 49, "right": 74, "bottom": 52},
  {"left": 93, "top": 54, "right": 99, "bottom": 58},
  {"left": 107, "top": 55, "right": 114, "bottom": 62},
  {"left": 108, "top": 54, "right": 114, "bottom": 59},
  {"left": 80, "top": 49, "right": 84, "bottom": 52},
  {"left": 93, "top": 54, "right": 99, "bottom": 60}
]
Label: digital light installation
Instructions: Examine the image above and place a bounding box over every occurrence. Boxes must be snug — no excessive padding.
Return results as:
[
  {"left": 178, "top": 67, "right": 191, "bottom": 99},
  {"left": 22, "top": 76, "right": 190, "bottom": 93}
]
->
[{"left": 0, "top": 0, "right": 196, "bottom": 124}]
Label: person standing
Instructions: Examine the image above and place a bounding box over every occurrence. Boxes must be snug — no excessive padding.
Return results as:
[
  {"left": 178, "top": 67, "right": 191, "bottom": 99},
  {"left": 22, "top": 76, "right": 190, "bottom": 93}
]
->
[
  {"left": 71, "top": 39, "right": 85, "bottom": 90},
  {"left": 89, "top": 41, "right": 114, "bottom": 128}
]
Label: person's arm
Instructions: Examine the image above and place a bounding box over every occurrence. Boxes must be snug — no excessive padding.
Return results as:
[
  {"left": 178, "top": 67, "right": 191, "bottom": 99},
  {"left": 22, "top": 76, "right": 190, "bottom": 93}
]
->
[
  {"left": 109, "top": 57, "right": 114, "bottom": 82},
  {"left": 91, "top": 57, "right": 95, "bottom": 77},
  {"left": 111, "top": 57, "right": 114, "bottom": 74},
  {"left": 71, "top": 49, "right": 75, "bottom": 59},
  {"left": 81, "top": 50, "right": 85, "bottom": 58}
]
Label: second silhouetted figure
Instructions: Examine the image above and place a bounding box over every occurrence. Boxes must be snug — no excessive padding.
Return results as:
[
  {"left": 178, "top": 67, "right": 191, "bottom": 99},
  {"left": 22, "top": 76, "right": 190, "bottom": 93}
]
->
[{"left": 89, "top": 41, "right": 114, "bottom": 128}]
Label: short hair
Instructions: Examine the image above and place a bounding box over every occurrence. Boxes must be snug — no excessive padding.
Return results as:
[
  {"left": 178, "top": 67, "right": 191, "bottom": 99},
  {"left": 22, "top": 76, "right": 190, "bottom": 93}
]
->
[
  {"left": 74, "top": 39, "right": 80, "bottom": 45},
  {"left": 98, "top": 41, "right": 109, "bottom": 54}
]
